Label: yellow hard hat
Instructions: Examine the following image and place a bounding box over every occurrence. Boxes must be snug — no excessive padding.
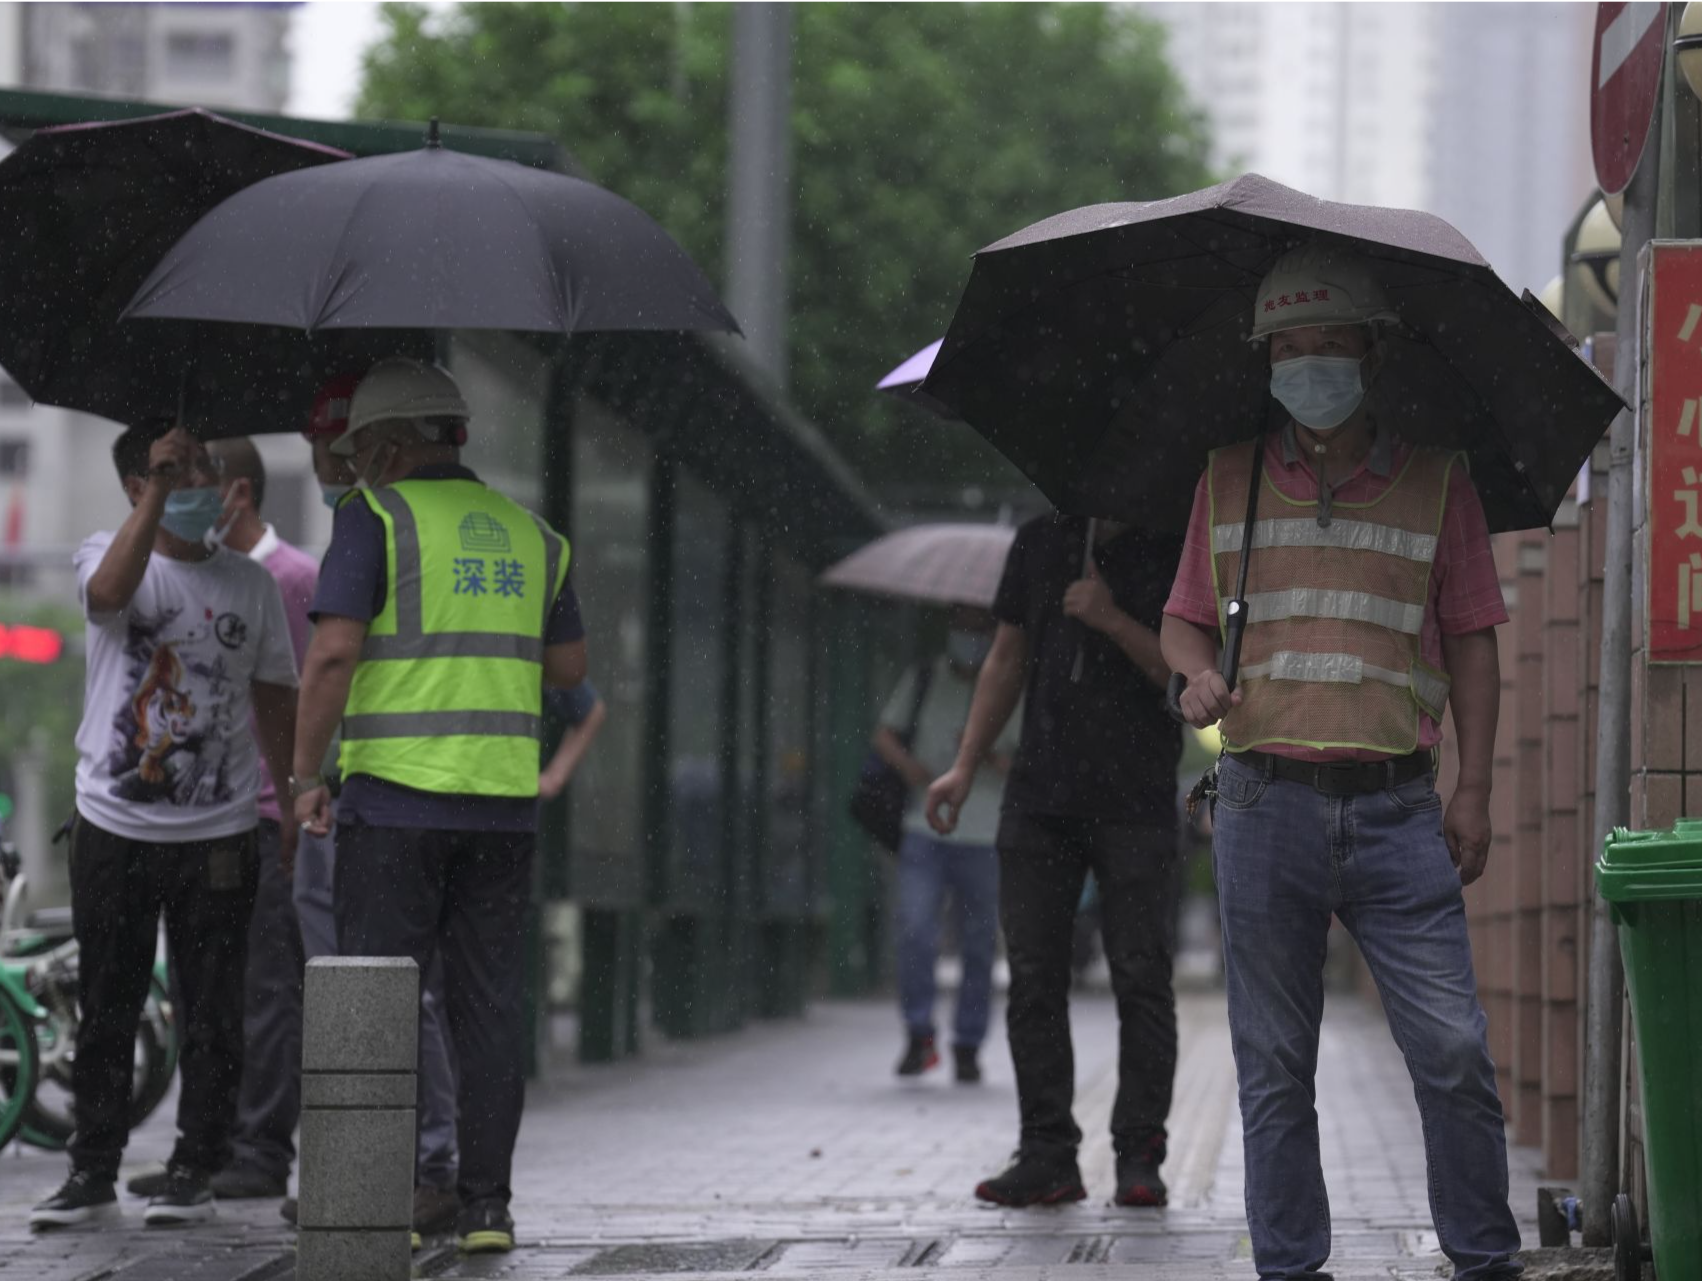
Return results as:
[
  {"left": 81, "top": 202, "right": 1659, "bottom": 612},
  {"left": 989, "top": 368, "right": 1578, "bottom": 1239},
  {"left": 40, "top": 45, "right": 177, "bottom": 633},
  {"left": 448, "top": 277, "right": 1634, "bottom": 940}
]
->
[{"left": 1250, "top": 244, "right": 1400, "bottom": 343}]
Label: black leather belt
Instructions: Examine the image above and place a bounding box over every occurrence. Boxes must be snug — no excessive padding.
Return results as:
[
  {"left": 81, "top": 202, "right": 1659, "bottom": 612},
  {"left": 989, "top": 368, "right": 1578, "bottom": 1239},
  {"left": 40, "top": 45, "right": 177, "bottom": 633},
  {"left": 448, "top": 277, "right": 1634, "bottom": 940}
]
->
[{"left": 1230, "top": 748, "right": 1434, "bottom": 797}]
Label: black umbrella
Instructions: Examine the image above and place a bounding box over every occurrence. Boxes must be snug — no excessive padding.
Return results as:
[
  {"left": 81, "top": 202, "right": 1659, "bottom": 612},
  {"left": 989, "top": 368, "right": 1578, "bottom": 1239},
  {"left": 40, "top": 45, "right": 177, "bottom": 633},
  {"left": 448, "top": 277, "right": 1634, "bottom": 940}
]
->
[
  {"left": 0, "top": 108, "right": 371, "bottom": 434},
  {"left": 124, "top": 123, "right": 738, "bottom": 338},
  {"left": 921, "top": 172, "right": 1625, "bottom": 536}
]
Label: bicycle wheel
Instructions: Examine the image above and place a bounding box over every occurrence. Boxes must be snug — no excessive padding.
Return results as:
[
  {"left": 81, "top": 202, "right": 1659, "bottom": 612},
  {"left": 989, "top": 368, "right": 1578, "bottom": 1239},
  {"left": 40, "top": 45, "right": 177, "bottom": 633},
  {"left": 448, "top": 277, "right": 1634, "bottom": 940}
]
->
[
  {"left": 21, "top": 965, "right": 175, "bottom": 1149},
  {"left": 0, "top": 980, "right": 41, "bottom": 1148}
]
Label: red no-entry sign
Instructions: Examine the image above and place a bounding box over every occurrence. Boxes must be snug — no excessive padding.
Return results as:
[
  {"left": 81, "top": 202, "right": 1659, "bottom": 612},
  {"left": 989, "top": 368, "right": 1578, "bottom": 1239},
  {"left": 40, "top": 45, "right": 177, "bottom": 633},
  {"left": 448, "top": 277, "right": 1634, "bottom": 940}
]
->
[{"left": 1593, "top": 2, "right": 1669, "bottom": 195}]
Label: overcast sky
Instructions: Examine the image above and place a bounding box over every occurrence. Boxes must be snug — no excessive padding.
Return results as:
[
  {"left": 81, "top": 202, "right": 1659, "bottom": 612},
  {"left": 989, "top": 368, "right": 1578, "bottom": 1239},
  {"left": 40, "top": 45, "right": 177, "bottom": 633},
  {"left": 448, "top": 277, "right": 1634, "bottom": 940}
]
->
[{"left": 289, "top": 1, "right": 428, "bottom": 121}]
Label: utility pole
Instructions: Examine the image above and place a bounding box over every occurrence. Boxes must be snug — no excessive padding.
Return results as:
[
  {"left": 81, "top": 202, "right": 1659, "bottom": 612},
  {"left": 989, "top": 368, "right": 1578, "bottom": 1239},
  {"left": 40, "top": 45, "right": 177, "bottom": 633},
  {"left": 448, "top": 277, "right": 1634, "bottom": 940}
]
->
[
  {"left": 1580, "top": 18, "right": 1664, "bottom": 1245},
  {"left": 726, "top": 2, "right": 793, "bottom": 388}
]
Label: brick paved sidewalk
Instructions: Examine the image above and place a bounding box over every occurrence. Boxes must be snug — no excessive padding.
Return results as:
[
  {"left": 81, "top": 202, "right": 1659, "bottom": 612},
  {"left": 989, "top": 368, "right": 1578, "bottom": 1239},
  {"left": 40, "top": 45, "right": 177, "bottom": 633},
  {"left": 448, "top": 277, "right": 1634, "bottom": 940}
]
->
[{"left": 0, "top": 985, "right": 1546, "bottom": 1281}]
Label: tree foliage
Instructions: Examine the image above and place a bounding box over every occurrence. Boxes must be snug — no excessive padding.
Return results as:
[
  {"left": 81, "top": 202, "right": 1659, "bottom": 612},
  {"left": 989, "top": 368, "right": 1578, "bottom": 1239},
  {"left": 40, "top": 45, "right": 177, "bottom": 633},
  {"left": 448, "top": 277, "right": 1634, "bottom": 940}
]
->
[{"left": 358, "top": 2, "right": 1213, "bottom": 501}]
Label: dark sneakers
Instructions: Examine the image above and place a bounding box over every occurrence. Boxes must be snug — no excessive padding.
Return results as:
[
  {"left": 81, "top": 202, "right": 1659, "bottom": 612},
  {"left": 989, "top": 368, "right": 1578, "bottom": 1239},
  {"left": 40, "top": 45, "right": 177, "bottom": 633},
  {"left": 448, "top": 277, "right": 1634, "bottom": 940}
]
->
[
  {"left": 457, "top": 1200, "right": 515, "bottom": 1254},
  {"left": 210, "top": 1163, "right": 287, "bottom": 1199},
  {"left": 413, "top": 1183, "right": 462, "bottom": 1250},
  {"left": 953, "top": 1045, "right": 982, "bottom": 1084},
  {"left": 30, "top": 1172, "right": 119, "bottom": 1230},
  {"left": 125, "top": 1163, "right": 170, "bottom": 1198},
  {"left": 974, "top": 1151, "right": 1087, "bottom": 1206},
  {"left": 895, "top": 1032, "right": 940, "bottom": 1077},
  {"left": 1115, "top": 1138, "right": 1169, "bottom": 1207},
  {"left": 143, "top": 1165, "right": 216, "bottom": 1226}
]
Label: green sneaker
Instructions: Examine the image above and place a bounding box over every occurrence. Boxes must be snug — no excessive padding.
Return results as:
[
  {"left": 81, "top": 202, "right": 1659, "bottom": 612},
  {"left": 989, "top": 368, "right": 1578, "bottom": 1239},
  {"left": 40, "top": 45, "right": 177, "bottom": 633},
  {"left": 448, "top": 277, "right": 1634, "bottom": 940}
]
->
[{"left": 456, "top": 1201, "right": 514, "bottom": 1254}]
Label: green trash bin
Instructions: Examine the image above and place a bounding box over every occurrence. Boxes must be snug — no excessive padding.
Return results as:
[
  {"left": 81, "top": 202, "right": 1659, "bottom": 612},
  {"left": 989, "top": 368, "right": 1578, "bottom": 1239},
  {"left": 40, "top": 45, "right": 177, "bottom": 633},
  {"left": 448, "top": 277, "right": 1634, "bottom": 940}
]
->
[{"left": 1597, "top": 821, "right": 1702, "bottom": 1281}]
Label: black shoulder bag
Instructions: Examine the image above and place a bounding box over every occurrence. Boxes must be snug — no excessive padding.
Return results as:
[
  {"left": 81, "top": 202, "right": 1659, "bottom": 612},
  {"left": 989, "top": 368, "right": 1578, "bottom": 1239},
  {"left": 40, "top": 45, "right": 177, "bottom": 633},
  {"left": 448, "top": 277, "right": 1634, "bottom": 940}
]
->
[{"left": 848, "top": 663, "right": 935, "bottom": 854}]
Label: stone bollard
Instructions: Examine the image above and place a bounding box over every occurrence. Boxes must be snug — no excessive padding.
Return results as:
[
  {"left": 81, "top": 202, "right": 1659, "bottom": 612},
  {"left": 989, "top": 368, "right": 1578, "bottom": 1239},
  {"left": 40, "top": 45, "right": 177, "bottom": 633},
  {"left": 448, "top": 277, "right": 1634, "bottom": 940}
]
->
[{"left": 297, "top": 957, "right": 419, "bottom": 1281}]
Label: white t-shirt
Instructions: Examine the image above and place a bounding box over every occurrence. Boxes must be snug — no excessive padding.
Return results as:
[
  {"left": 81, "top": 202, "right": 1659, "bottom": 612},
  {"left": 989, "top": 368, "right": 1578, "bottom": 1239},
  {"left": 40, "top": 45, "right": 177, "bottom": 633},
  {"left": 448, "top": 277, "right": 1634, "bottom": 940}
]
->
[
  {"left": 73, "top": 532, "right": 299, "bottom": 844},
  {"left": 880, "top": 656, "right": 1022, "bottom": 848}
]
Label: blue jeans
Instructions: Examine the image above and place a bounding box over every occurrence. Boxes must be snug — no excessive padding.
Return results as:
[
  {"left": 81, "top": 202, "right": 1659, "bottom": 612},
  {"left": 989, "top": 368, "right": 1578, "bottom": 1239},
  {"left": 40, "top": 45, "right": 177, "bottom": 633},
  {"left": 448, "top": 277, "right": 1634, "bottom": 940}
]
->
[
  {"left": 1212, "top": 753, "right": 1521, "bottom": 1281},
  {"left": 895, "top": 831, "right": 998, "bottom": 1047}
]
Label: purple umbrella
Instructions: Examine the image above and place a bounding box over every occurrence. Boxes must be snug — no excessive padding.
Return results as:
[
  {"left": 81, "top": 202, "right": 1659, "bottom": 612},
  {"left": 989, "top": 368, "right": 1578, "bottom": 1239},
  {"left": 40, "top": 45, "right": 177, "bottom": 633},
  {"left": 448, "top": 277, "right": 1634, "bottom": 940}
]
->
[
  {"left": 876, "top": 338, "right": 942, "bottom": 392},
  {"left": 876, "top": 337, "right": 955, "bottom": 419}
]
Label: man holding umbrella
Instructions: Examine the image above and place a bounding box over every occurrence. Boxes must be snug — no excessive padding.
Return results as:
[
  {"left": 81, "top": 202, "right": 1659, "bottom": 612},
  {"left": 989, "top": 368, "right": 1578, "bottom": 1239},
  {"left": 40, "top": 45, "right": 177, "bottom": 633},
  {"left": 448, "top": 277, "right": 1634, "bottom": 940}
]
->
[
  {"left": 1160, "top": 245, "right": 1521, "bottom": 1279},
  {"left": 290, "top": 358, "right": 587, "bottom": 1256},
  {"left": 925, "top": 513, "right": 1183, "bottom": 1209}
]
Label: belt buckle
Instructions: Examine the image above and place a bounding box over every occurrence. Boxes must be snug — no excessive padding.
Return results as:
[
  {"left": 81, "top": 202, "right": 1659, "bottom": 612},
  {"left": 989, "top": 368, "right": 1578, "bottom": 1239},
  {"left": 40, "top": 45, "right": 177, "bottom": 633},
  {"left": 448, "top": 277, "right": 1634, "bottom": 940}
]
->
[{"left": 1310, "top": 760, "right": 1361, "bottom": 796}]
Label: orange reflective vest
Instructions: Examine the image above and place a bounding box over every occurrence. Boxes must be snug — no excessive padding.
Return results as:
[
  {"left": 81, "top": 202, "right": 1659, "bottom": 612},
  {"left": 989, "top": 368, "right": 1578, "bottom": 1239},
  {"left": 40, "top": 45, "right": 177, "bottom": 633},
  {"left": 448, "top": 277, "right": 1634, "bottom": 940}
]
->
[{"left": 1208, "top": 440, "right": 1460, "bottom": 755}]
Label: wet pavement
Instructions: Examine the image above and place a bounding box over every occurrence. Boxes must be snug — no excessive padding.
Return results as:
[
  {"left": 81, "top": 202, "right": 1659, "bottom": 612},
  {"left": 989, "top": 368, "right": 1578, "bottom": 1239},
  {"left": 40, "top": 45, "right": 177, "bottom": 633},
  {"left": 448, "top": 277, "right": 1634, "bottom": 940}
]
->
[{"left": 0, "top": 985, "right": 1555, "bottom": 1280}]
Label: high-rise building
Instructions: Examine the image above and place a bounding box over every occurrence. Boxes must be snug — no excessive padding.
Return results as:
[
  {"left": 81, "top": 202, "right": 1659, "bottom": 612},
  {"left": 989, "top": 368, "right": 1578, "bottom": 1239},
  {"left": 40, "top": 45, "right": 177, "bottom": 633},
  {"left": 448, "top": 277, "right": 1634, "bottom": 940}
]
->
[
  {"left": 1148, "top": 2, "right": 1596, "bottom": 294},
  {"left": 20, "top": 2, "right": 292, "bottom": 113}
]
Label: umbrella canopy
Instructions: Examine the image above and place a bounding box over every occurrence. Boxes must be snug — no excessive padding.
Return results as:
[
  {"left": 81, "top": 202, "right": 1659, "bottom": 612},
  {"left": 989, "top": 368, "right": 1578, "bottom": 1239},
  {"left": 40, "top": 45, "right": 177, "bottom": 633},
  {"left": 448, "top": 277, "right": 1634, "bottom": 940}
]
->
[
  {"left": 0, "top": 108, "right": 358, "bottom": 432},
  {"left": 125, "top": 132, "right": 738, "bottom": 336},
  {"left": 922, "top": 172, "right": 1626, "bottom": 534},
  {"left": 876, "top": 337, "right": 958, "bottom": 420},
  {"left": 820, "top": 522, "right": 1015, "bottom": 610},
  {"left": 877, "top": 338, "right": 942, "bottom": 392}
]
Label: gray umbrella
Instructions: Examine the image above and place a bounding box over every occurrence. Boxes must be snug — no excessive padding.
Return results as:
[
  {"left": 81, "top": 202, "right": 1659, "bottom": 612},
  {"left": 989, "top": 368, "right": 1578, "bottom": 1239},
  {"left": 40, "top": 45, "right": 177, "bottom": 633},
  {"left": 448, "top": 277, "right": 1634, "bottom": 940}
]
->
[
  {"left": 922, "top": 172, "right": 1625, "bottom": 535},
  {"left": 124, "top": 124, "right": 737, "bottom": 337}
]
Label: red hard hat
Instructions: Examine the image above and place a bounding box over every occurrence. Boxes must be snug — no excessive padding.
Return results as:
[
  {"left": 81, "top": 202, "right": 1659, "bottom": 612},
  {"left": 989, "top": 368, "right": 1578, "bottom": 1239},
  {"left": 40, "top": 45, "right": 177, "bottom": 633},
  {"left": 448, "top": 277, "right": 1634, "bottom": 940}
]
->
[{"left": 303, "top": 373, "right": 363, "bottom": 441}]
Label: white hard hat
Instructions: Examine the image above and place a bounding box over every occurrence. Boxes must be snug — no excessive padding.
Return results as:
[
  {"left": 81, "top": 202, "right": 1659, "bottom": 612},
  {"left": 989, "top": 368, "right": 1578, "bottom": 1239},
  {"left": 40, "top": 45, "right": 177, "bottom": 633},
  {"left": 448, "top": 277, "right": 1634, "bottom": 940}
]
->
[
  {"left": 1250, "top": 244, "right": 1400, "bottom": 343},
  {"left": 331, "top": 358, "right": 470, "bottom": 456}
]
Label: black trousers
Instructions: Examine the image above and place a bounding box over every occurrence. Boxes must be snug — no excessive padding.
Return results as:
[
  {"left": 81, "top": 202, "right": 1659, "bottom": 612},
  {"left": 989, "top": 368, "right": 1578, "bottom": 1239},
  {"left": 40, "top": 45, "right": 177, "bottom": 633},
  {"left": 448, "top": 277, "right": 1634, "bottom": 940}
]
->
[
  {"left": 229, "top": 819, "right": 306, "bottom": 1178},
  {"left": 334, "top": 821, "right": 533, "bottom": 1210},
  {"left": 996, "top": 810, "right": 1178, "bottom": 1163},
  {"left": 68, "top": 814, "right": 258, "bottom": 1180}
]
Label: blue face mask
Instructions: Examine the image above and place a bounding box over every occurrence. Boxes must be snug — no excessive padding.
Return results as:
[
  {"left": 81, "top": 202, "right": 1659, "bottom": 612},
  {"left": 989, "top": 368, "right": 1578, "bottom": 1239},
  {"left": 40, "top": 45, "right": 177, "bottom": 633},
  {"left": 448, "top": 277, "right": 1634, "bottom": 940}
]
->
[
  {"left": 1270, "top": 355, "right": 1366, "bottom": 431},
  {"left": 159, "top": 486, "right": 224, "bottom": 543},
  {"left": 320, "top": 483, "right": 351, "bottom": 510},
  {"left": 948, "top": 629, "right": 993, "bottom": 669}
]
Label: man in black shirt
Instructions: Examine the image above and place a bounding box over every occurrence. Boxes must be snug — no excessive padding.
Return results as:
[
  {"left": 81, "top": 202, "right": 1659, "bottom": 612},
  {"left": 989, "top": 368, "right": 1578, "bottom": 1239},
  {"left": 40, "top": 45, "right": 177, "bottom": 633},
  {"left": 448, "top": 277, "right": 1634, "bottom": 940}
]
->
[{"left": 927, "top": 512, "right": 1182, "bottom": 1208}]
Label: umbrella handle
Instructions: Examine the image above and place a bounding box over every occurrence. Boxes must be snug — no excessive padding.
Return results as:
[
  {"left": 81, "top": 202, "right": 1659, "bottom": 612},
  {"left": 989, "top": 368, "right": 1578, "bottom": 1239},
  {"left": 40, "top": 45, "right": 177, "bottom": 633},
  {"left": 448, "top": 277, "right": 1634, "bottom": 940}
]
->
[
  {"left": 1068, "top": 517, "right": 1098, "bottom": 684},
  {"left": 1165, "top": 604, "right": 1245, "bottom": 727},
  {"left": 1219, "top": 600, "right": 1246, "bottom": 693},
  {"left": 1165, "top": 672, "right": 1188, "bottom": 724}
]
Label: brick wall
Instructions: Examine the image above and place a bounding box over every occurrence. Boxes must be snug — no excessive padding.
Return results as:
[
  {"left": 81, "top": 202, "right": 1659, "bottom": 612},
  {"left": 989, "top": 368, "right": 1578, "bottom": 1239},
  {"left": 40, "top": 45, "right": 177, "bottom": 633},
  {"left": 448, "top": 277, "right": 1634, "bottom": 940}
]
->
[{"left": 1459, "top": 446, "right": 1608, "bottom": 1182}]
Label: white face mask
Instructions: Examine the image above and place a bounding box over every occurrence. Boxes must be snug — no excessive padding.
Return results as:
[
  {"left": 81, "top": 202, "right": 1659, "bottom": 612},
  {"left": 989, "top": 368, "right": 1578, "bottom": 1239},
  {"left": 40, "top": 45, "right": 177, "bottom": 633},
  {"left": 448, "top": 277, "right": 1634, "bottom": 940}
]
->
[{"left": 1270, "top": 355, "right": 1366, "bottom": 432}]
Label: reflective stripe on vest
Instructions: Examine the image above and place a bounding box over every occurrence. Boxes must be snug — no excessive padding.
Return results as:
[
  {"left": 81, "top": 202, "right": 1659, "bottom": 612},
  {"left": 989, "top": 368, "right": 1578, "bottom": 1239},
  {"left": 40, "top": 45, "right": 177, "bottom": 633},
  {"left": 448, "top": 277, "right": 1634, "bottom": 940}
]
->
[
  {"left": 1243, "top": 587, "right": 1425, "bottom": 635},
  {"left": 339, "top": 480, "right": 570, "bottom": 798},
  {"left": 1238, "top": 650, "right": 1452, "bottom": 721},
  {"left": 359, "top": 488, "right": 561, "bottom": 663},
  {"left": 1211, "top": 516, "right": 1439, "bottom": 563},
  {"left": 1207, "top": 441, "right": 1458, "bottom": 754}
]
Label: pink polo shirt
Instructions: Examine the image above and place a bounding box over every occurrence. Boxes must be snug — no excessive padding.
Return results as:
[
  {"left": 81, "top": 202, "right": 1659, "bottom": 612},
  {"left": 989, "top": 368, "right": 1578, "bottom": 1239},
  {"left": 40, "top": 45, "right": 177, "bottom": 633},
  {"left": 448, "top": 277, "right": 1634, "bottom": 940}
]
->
[
  {"left": 1163, "top": 426, "right": 1508, "bottom": 762},
  {"left": 247, "top": 525, "right": 319, "bottom": 822}
]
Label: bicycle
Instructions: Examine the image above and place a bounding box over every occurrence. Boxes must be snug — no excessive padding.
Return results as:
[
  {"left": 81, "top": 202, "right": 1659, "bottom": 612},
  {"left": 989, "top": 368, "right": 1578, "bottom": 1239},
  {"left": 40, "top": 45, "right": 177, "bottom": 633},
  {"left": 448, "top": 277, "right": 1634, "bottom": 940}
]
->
[
  {"left": 0, "top": 837, "right": 43, "bottom": 1149},
  {"left": 0, "top": 819, "right": 178, "bottom": 1151}
]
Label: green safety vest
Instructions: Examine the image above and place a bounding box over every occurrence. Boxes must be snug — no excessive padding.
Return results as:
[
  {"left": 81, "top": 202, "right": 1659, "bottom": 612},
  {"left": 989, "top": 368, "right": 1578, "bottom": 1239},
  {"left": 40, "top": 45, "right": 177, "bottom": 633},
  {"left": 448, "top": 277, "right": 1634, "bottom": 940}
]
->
[{"left": 339, "top": 479, "right": 570, "bottom": 798}]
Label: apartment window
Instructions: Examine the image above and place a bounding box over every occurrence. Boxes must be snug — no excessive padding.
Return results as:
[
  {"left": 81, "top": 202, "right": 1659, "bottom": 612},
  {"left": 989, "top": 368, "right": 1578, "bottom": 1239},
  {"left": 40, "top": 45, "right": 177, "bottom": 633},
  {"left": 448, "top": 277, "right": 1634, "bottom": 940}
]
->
[
  {"left": 164, "top": 32, "right": 234, "bottom": 83},
  {"left": 0, "top": 440, "right": 30, "bottom": 477},
  {"left": 70, "top": 37, "right": 101, "bottom": 90}
]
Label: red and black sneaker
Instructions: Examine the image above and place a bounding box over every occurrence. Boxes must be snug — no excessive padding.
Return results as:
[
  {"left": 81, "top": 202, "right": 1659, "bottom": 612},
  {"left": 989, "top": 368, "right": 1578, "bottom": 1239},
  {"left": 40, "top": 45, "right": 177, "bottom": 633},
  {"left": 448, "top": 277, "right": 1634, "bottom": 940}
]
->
[
  {"left": 1114, "top": 1136, "right": 1168, "bottom": 1207},
  {"left": 895, "top": 1033, "right": 939, "bottom": 1077},
  {"left": 974, "top": 1152, "right": 1087, "bottom": 1207}
]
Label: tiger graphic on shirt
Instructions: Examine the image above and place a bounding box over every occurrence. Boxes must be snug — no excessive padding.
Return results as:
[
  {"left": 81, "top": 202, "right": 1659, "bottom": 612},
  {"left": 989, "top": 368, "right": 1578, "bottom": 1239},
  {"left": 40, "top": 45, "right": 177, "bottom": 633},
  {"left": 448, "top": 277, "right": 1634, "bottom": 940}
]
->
[{"left": 105, "top": 603, "right": 246, "bottom": 807}]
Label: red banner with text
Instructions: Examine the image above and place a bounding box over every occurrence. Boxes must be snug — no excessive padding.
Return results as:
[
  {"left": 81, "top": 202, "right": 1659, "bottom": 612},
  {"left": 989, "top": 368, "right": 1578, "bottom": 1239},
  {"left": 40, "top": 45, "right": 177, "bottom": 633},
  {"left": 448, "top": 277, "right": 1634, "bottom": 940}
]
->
[{"left": 1648, "top": 242, "right": 1702, "bottom": 662}]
